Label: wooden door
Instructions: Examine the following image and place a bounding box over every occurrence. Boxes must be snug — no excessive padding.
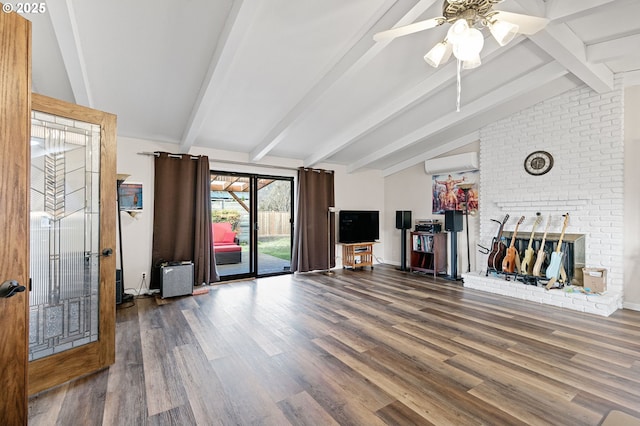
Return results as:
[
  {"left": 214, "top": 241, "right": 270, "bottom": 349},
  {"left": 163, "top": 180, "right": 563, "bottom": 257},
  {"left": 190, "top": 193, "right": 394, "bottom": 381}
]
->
[
  {"left": 0, "top": 8, "right": 31, "bottom": 426},
  {"left": 28, "top": 94, "right": 117, "bottom": 395}
]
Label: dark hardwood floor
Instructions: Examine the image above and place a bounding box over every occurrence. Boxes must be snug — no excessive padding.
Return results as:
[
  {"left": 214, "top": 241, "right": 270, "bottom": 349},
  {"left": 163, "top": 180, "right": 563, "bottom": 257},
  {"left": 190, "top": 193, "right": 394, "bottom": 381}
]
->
[{"left": 28, "top": 265, "right": 640, "bottom": 425}]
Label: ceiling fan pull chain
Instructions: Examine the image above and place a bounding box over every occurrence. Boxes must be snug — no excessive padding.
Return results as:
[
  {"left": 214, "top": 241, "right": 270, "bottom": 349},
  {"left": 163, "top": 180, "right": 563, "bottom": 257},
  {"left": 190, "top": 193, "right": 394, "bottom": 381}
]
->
[{"left": 456, "top": 58, "right": 462, "bottom": 112}]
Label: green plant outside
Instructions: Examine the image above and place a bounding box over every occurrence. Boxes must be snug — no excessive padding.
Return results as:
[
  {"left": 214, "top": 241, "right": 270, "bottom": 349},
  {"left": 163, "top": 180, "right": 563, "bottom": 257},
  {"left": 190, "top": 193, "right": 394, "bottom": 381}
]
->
[{"left": 212, "top": 209, "right": 241, "bottom": 230}]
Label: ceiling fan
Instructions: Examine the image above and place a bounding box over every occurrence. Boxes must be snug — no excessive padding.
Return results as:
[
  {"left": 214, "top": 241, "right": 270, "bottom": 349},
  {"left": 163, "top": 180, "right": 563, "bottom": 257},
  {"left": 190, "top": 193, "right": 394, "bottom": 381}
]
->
[{"left": 374, "top": 0, "right": 549, "bottom": 69}]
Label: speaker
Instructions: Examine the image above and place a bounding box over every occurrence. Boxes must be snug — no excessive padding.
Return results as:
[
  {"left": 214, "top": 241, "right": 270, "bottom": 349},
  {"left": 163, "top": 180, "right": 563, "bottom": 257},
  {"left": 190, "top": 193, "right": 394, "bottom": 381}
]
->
[
  {"left": 444, "top": 210, "right": 463, "bottom": 232},
  {"left": 115, "top": 269, "right": 122, "bottom": 305},
  {"left": 395, "top": 210, "right": 412, "bottom": 229},
  {"left": 160, "top": 263, "right": 194, "bottom": 298}
]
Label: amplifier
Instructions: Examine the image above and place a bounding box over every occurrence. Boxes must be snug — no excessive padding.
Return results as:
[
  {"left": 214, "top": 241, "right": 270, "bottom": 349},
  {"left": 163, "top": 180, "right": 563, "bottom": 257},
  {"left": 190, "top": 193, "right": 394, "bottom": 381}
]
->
[
  {"left": 159, "top": 263, "right": 194, "bottom": 298},
  {"left": 415, "top": 223, "right": 442, "bottom": 233}
]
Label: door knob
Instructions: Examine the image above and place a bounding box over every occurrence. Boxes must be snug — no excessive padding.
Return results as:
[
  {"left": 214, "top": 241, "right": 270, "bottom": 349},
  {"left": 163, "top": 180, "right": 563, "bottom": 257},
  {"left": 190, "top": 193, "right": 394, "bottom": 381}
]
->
[
  {"left": 0, "top": 280, "right": 26, "bottom": 298},
  {"left": 102, "top": 248, "right": 113, "bottom": 256}
]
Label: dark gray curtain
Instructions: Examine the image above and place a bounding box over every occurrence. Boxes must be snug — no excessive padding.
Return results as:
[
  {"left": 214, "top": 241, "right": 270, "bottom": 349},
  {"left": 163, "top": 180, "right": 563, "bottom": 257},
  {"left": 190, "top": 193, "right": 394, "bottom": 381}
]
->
[
  {"left": 291, "top": 167, "right": 335, "bottom": 272},
  {"left": 151, "top": 152, "right": 218, "bottom": 288}
]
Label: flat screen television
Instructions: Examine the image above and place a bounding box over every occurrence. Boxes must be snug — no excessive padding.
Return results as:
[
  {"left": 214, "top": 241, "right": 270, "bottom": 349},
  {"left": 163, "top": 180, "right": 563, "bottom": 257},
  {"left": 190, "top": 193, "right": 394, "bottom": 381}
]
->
[{"left": 338, "top": 210, "right": 379, "bottom": 243}]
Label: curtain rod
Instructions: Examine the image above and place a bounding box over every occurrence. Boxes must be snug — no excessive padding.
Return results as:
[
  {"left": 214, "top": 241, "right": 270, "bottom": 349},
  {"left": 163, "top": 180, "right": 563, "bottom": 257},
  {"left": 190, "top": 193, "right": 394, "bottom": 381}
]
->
[
  {"left": 137, "top": 151, "right": 200, "bottom": 160},
  {"left": 136, "top": 152, "right": 333, "bottom": 173}
]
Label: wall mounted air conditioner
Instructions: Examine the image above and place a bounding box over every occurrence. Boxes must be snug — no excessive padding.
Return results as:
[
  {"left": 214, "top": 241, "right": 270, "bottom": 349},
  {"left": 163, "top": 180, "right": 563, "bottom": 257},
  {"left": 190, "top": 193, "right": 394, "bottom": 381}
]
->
[{"left": 424, "top": 152, "right": 478, "bottom": 175}]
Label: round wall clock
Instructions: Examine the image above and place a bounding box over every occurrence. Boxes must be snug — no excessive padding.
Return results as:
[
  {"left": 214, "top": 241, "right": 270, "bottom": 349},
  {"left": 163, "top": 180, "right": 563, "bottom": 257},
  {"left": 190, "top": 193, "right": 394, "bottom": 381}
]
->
[{"left": 524, "top": 151, "right": 554, "bottom": 176}]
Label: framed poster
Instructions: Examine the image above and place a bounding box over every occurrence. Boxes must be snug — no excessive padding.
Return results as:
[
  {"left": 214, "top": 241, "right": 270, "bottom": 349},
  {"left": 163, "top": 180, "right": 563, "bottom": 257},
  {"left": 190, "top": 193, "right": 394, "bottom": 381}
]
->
[
  {"left": 432, "top": 170, "right": 478, "bottom": 214},
  {"left": 118, "top": 182, "right": 143, "bottom": 211}
]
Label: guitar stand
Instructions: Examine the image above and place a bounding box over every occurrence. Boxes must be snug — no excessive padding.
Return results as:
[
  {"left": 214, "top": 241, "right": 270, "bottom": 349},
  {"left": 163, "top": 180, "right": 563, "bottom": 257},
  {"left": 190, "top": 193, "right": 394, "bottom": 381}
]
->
[
  {"left": 544, "top": 264, "right": 569, "bottom": 290},
  {"left": 517, "top": 274, "right": 537, "bottom": 286},
  {"left": 535, "top": 276, "right": 570, "bottom": 290},
  {"left": 502, "top": 272, "right": 518, "bottom": 282},
  {"left": 485, "top": 269, "right": 564, "bottom": 288},
  {"left": 486, "top": 268, "right": 521, "bottom": 282},
  {"left": 544, "top": 277, "right": 570, "bottom": 290},
  {"left": 486, "top": 267, "right": 501, "bottom": 277}
]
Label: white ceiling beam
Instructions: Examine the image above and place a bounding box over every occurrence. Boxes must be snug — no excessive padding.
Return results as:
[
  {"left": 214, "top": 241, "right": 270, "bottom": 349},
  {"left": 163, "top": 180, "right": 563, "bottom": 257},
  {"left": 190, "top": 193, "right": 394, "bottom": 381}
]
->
[
  {"left": 527, "top": 25, "right": 614, "bottom": 93},
  {"left": 304, "top": 36, "right": 525, "bottom": 167},
  {"left": 512, "top": 0, "right": 614, "bottom": 94},
  {"left": 248, "top": 0, "right": 441, "bottom": 162},
  {"left": 46, "top": 0, "right": 92, "bottom": 107},
  {"left": 179, "top": 0, "right": 260, "bottom": 153},
  {"left": 382, "top": 132, "right": 479, "bottom": 177},
  {"left": 347, "top": 61, "right": 568, "bottom": 173},
  {"left": 381, "top": 75, "right": 578, "bottom": 175},
  {"left": 587, "top": 33, "right": 640, "bottom": 63}
]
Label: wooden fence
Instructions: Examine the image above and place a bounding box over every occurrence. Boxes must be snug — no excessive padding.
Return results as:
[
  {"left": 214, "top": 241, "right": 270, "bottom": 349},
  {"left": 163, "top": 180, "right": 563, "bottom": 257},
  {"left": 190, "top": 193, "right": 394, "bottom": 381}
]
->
[{"left": 258, "top": 211, "right": 291, "bottom": 236}]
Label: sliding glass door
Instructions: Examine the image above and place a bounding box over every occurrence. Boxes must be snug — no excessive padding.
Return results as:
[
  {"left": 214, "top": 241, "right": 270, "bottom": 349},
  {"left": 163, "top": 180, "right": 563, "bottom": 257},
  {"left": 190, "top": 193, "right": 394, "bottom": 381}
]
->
[
  {"left": 211, "top": 172, "right": 293, "bottom": 280},
  {"left": 257, "top": 177, "right": 293, "bottom": 276}
]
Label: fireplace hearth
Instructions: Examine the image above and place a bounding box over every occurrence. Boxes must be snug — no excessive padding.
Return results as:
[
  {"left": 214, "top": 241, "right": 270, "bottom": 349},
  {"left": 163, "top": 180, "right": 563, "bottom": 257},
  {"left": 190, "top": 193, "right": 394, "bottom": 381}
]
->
[{"left": 463, "top": 272, "right": 621, "bottom": 316}]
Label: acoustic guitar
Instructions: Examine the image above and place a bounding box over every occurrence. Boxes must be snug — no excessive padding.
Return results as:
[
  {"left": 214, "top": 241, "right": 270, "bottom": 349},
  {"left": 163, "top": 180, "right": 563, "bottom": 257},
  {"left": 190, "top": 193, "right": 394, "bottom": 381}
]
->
[
  {"left": 520, "top": 213, "right": 542, "bottom": 275},
  {"left": 502, "top": 216, "right": 525, "bottom": 273},
  {"left": 545, "top": 213, "right": 570, "bottom": 289},
  {"left": 487, "top": 214, "right": 509, "bottom": 271},
  {"left": 532, "top": 215, "right": 552, "bottom": 277}
]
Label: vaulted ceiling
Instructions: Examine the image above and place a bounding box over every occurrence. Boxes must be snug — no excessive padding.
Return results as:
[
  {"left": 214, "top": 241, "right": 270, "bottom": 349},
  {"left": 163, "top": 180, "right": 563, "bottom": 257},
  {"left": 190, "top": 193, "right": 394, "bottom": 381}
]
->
[{"left": 27, "top": 0, "right": 640, "bottom": 176}]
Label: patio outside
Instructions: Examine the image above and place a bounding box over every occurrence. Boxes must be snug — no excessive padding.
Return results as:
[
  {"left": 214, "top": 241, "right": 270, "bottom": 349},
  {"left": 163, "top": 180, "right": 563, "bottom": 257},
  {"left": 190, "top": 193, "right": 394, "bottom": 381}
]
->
[{"left": 211, "top": 174, "right": 292, "bottom": 278}]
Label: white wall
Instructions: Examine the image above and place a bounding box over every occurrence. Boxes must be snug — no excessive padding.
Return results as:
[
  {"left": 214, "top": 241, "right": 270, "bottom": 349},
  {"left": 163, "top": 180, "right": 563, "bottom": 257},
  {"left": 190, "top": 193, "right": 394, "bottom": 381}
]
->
[
  {"left": 116, "top": 138, "right": 167, "bottom": 293},
  {"left": 624, "top": 85, "right": 640, "bottom": 309},
  {"left": 332, "top": 167, "right": 386, "bottom": 265},
  {"left": 116, "top": 137, "right": 384, "bottom": 292},
  {"left": 383, "top": 164, "right": 431, "bottom": 268},
  {"left": 479, "top": 78, "right": 625, "bottom": 296},
  {"left": 383, "top": 157, "right": 480, "bottom": 275}
]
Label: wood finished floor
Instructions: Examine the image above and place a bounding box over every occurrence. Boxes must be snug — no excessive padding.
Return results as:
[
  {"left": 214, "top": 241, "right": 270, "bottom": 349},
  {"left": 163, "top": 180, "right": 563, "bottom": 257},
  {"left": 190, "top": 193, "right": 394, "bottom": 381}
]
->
[{"left": 28, "top": 265, "right": 640, "bottom": 425}]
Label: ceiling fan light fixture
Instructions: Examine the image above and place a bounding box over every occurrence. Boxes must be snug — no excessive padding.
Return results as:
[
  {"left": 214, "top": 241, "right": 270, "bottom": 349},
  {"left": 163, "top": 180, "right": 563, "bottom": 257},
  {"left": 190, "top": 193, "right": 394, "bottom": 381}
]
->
[
  {"left": 489, "top": 19, "right": 519, "bottom": 46},
  {"left": 462, "top": 55, "right": 481, "bottom": 69},
  {"left": 446, "top": 19, "right": 469, "bottom": 45},
  {"left": 452, "top": 27, "right": 484, "bottom": 61},
  {"left": 372, "top": 0, "right": 550, "bottom": 112},
  {"left": 424, "top": 40, "right": 452, "bottom": 68}
]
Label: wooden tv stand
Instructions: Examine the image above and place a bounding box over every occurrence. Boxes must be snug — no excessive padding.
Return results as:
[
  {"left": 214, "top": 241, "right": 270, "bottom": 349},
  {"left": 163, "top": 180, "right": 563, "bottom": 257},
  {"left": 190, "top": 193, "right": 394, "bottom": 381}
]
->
[{"left": 341, "top": 242, "right": 375, "bottom": 270}]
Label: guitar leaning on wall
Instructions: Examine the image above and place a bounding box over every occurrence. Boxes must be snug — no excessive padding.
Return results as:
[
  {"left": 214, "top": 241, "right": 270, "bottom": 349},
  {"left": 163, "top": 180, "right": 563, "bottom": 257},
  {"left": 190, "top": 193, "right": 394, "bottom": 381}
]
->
[
  {"left": 487, "top": 214, "right": 510, "bottom": 271},
  {"left": 520, "top": 213, "right": 542, "bottom": 275},
  {"left": 502, "top": 216, "right": 525, "bottom": 274},
  {"left": 532, "top": 215, "right": 552, "bottom": 277},
  {"left": 545, "top": 213, "right": 570, "bottom": 289}
]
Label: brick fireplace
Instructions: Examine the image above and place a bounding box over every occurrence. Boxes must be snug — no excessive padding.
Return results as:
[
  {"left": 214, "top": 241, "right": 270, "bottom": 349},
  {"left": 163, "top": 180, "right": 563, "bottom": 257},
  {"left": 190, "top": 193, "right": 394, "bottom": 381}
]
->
[{"left": 468, "top": 77, "right": 624, "bottom": 315}]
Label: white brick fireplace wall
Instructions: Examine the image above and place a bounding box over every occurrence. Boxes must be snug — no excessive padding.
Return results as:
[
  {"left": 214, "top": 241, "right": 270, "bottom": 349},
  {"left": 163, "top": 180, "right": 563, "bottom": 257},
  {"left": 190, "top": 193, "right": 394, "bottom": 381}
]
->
[{"left": 467, "top": 77, "right": 624, "bottom": 314}]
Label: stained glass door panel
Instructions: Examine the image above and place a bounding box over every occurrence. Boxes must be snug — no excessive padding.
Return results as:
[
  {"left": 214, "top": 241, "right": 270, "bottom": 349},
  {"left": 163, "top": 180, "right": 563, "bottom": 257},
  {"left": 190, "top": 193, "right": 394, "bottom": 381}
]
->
[{"left": 29, "top": 114, "right": 101, "bottom": 360}]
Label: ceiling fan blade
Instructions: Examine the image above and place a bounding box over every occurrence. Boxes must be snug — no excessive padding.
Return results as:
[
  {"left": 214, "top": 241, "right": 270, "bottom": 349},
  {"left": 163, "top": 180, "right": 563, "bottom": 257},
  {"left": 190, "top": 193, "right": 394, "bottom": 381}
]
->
[
  {"left": 373, "top": 17, "right": 444, "bottom": 42},
  {"left": 493, "top": 11, "right": 549, "bottom": 35}
]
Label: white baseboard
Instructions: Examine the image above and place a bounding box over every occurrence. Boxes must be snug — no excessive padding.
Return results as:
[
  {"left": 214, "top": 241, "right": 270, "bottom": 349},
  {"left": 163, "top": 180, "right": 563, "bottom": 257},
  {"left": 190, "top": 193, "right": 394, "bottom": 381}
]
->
[{"left": 623, "top": 301, "right": 640, "bottom": 311}]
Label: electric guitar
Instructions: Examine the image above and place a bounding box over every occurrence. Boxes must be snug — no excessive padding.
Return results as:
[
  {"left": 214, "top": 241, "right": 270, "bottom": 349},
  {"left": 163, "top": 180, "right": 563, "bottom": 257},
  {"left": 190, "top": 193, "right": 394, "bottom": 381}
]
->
[
  {"left": 520, "top": 213, "right": 542, "bottom": 275},
  {"left": 502, "top": 216, "right": 525, "bottom": 273},
  {"left": 532, "top": 215, "right": 552, "bottom": 277},
  {"left": 545, "top": 213, "right": 570, "bottom": 289},
  {"left": 487, "top": 214, "right": 509, "bottom": 271}
]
